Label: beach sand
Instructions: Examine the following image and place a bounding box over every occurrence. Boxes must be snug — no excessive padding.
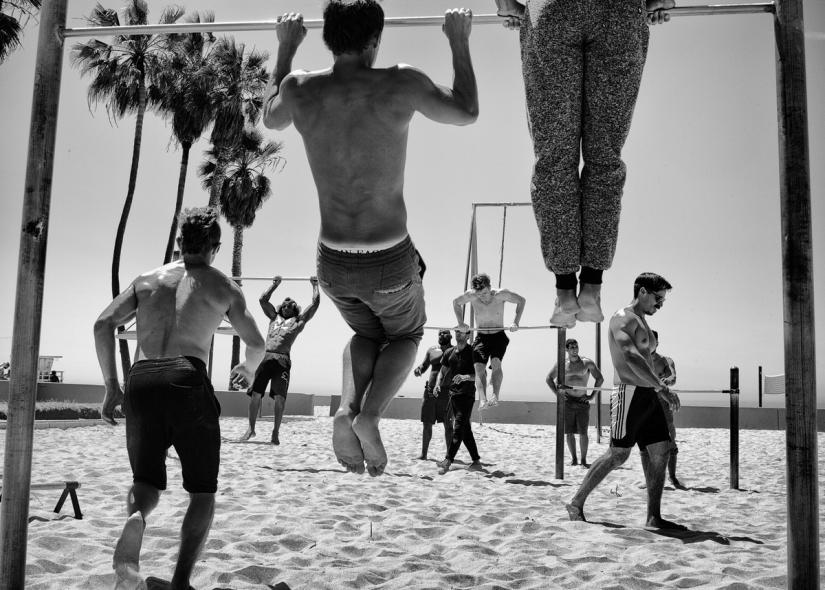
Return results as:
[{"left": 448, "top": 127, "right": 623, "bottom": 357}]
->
[{"left": 8, "top": 414, "right": 824, "bottom": 589}]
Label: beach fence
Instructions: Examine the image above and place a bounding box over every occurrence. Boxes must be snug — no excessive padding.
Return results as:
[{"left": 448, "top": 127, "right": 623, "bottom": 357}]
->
[{"left": 5, "top": 2, "right": 817, "bottom": 589}]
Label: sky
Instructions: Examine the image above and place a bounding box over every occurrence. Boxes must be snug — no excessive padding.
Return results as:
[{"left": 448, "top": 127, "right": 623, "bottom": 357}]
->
[{"left": 1, "top": 0, "right": 824, "bottom": 409}]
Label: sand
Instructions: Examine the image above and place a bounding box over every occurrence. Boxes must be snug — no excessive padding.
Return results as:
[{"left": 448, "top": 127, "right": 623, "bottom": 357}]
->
[{"left": 7, "top": 413, "right": 824, "bottom": 589}]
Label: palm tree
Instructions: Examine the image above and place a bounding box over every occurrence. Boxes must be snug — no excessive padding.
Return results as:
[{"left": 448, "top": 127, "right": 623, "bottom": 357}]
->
[
  {"left": 198, "top": 127, "right": 284, "bottom": 385},
  {"left": 149, "top": 11, "right": 217, "bottom": 264},
  {"left": 0, "top": 0, "right": 41, "bottom": 64},
  {"left": 198, "top": 37, "right": 269, "bottom": 208},
  {"left": 69, "top": 0, "right": 184, "bottom": 378}
]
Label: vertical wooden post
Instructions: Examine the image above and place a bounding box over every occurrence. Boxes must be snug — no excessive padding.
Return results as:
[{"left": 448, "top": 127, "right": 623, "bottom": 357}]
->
[
  {"left": 758, "top": 365, "right": 763, "bottom": 408},
  {"left": 595, "top": 322, "right": 602, "bottom": 444},
  {"left": 555, "top": 327, "right": 566, "bottom": 479},
  {"left": 0, "top": 0, "right": 69, "bottom": 587},
  {"left": 729, "top": 367, "right": 739, "bottom": 490},
  {"left": 774, "top": 1, "right": 819, "bottom": 587}
]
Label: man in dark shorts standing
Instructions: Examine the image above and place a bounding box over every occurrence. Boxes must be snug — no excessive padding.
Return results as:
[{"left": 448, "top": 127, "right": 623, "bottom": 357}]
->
[
  {"left": 566, "top": 272, "right": 685, "bottom": 529},
  {"left": 94, "top": 207, "right": 265, "bottom": 589},
  {"left": 546, "top": 338, "right": 605, "bottom": 467},
  {"left": 434, "top": 329, "right": 482, "bottom": 475},
  {"left": 413, "top": 330, "right": 455, "bottom": 460},
  {"left": 240, "top": 275, "right": 320, "bottom": 445},
  {"left": 453, "top": 272, "right": 526, "bottom": 409},
  {"left": 263, "top": 2, "right": 478, "bottom": 476}
]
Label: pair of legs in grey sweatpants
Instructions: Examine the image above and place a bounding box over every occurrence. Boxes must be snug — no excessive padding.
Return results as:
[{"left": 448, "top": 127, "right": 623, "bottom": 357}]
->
[{"left": 520, "top": 0, "right": 650, "bottom": 325}]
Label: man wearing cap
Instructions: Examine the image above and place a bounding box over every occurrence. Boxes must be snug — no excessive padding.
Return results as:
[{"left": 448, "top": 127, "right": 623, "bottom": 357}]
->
[{"left": 413, "top": 330, "right": 455, "bottom": 460}]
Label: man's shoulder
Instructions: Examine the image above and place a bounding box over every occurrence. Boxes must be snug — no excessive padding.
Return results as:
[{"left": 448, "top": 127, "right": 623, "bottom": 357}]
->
[{"left": 610, "top": 306, "right": 639, "bottom": 327}]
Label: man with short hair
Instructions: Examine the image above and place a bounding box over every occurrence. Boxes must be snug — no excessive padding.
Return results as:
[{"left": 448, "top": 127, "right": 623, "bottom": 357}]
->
[
  {"left": 413, "top": 330, "right": 455, "bottom": 460},
  {"left": 94, "top": 207, "right": 265, "bottom": 590},
  {"left": 263, "top": 2, "right": 478, "bottom": 476},
  {"left": 493, "top": 0, "right": 675, "bottom": 329},
  {"left": 453, "top": 272, "right": 526, "bottom": 409},
  {"left": 434, "top": 329, "right": 482, "bottom": 475},
  {"left": 566, "top": 272, "right": 685, "bottom": 530},
  {"left": 240, "top": 275, "right": 320, "bottom": 445},
  {"left": 546, "top": 338, "right": 605, "bottom": 467}
]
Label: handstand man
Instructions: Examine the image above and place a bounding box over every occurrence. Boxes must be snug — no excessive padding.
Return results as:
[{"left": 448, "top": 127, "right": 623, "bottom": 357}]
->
[
  {"left": 566, "top": 272, "right": 685, "bottom": 530},
  {"left": 95, "top": 207, "right": 265, "bottom": 589},
  {"left": 413, "top": 330, "right": 455, "bottom": 460},
  {"left": 493, "top": 0, "right": 674, "bottom": 328},
  {"left": 434, "top": 328, "right": 482, "bottom": 475},
  {"left": 546, "top": 338, "right": 604, "bottom": 467},
  {"left": 240, "top": 275, "right": 320, "bottom": 445},
  {"left": 263, "top": 2, "right": 478, "bottom": 476},
  {"left": 453, "top": 272, "right": 526, "bottom": 409}
]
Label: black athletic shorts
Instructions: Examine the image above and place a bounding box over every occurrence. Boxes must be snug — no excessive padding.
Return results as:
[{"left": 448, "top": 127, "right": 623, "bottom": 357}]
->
[
  {"left": 610, "top": 385, "right": 670, "bottom": 449},
  {"left": 249, "top": 355, "right": 291, "bottom": 399},
  {"left": 472, "top": 330, "right": 510, "bottom": 364},
  {"left": 564, "top": 395, "right": 591, "bottom": 434},
  {"left": 125, "top": 356, "right": 221, "bottom": 494},
  {"left": 421, "top": 384, "right": 451, "bottom": 424}
]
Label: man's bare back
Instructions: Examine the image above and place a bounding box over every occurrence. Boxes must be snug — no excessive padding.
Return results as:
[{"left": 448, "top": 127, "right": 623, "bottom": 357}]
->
[{"left": 262, "top": 10, "right": 478, "bottom": 249}]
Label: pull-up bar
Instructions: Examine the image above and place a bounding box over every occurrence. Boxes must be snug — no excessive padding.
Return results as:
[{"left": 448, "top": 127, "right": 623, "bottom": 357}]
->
[
  {"left": 230, "top": 276, "right": 313, "bottom": 282},
  {"left": 423, "top": 325, "right": 560, "bottom": 331},
  {"left": 59, "top": 4, "right": 776, "bottom": 38}
]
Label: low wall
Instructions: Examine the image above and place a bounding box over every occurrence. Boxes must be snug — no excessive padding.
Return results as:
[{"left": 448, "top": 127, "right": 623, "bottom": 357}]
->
[{"left": 1, "top": 382, "right": 822, "bottom": 430}]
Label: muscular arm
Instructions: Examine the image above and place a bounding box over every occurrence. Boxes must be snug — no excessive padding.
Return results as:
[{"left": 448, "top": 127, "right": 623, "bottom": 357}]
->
[
  {"left": 226, "top": 287, "right": 266, "bottom": 376},
  {"left": 259, "top": 280, "right": 280, "bottom": 321},
  {"left": 586, "top": 359, "right": 605, "bottom": 400},
  {"left": 262, "top": 14, "right": 308, "bottom": 131},
  {"left": 664, "top": 357, "right": 677, "bottom": 386},
  {"left": 546, "top": 363, "right": 559, "bottom": 396},
  {"left": 612, "top": 319, "right": 665, "bottom": 390},
  {"left": 407, "top": 9, "right": 478, "bottom": 125},
  {"left": 499, "top": 289, "right": 526, "bottom": 327},
  {"left": 434, "top": 364, "right": 449, "bottom": 394},
  {"left": 453, "top": 291, "right": 473, "bottom": 327},
  {"left": 94, "top": 282, "right": 139, "bottom": 385},
  {"left": 298, "top": 280, "right": 321, "bottom": 323}
]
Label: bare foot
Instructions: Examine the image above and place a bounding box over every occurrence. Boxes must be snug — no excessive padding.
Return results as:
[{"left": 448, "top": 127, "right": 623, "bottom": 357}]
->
[
  {"left": 415, "top": 454, "right": 427, "bottom": 460},
  {"left": 113, "top": 513, "right": 146, "bottom": 590},
  {"left": 581, "top": 461, "right": 591, "bottom": 469},
  {"left": 568, "top": 459, "right": 579, "bottom": 466},
  {"left": 332, "top": 410, "right": 365, "bottom": 474},
  {"left": 102, "top": 390, "right": 124, "bottom": 426},
  {"left": 238, "top": 429, "right": 255, "bottom": 441},
  {"left": 468, "top": 460, "right": 483, "bottom": 471},
  {"left": 437, "top": 458, "right": 452, "bottom": 475},
  {"left": 550, "top": 293, "right": 578, "bottom": 329},
  {"left": 669, "top": 477, "right": 687, "bottom": 490},
  {"left": 576, "top": 283, "right": 604, "bottom": 323},
  {"left": 565, "top": 503, "right": 586, "bottom": 522},
  {"left": 271, "top": 430, "right": 280, "bottom": 446},
  {"left": 646, "top": 516, "right": 688, "bottom": 531},
  {"left": 351, "top": 414, "right": 387, "bottom": 477}
]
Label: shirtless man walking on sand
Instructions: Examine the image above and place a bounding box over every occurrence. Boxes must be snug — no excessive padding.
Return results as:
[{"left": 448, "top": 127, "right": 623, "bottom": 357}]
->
[
  {"left": 262, "top": 2, "right": 478, "bottom": 476},
  {"left": 413, "top": 330, "right": 455, "bottom": 460},
  {"left": 546, "top": 338, "right": 604, "bottom": 467},
  {"left": 566, "top": 272, "right": 685, "bottom": 530},
  {"left": 95, "top": 207, "right": 265, "bottom": 590},
  {"left": 453, "top": 272, "right": 526, "bottom": 409},
  {"left": 240, "top": 276, "right": 320, "bottom": 445}
]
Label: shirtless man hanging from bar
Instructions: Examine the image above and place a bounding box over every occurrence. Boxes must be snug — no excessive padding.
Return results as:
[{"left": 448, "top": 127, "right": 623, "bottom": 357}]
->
[
  {"left": 262, "top": 1, "right": 478, "bottom": 476},
  {"left": 453, "top": 272, "right": 526, "bottom": 409}
]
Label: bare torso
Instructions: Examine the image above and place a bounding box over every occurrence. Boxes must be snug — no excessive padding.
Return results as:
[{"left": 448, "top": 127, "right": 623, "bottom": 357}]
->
[
  {"left": 608, "top": 306, "right": 656, "bottom": 387},
  {"left": 265, "top": 317, "right": 306, "bottom": 354},
  {"left": 469, "top": 290, "right": 509, "bottom": 333},
  {"left": 564, "top": 356, "right": 594, "bottom": 398},
  {"left": 134, "top": 261, "right": 237, "bottom": 364},
  {"left": 286, "top": 65, "right": 422, "bottom": 249}
]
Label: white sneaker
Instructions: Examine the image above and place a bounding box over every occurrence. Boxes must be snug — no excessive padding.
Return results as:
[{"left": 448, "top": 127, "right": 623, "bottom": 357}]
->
[
  {"left": 478, "top": 399, "right": 489, "bottom": 410},
  {"left": 487, "top": 395, "right": 499, "bottom": 407}
]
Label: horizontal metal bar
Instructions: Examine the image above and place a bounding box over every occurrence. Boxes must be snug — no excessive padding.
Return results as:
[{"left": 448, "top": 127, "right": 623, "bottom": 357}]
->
[
  {"left": 423, "top": 325, "right": 560, "bottom": 331},
  {"left": 473, "top": 202, "right": 531, "bottom": 208},
  {"left": 231, "top": 276, "right": 312, "bottom": 281},
  {"left": 563, "top": 385, "right": 734, "bottom": 393},
  {"left": 60, "top": 4, "right": 775, "bottom": 38}
]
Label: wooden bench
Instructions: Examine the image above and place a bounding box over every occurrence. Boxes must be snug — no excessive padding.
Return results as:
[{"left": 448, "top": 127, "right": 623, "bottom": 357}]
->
[{"left": 0, "top": 481, "right": 82, "bottom": 519}]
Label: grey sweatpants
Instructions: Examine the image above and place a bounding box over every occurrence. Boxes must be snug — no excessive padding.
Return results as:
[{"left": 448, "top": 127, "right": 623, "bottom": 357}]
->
[{"left": 520, "top": 0, "right": 650, "bottom": 276}]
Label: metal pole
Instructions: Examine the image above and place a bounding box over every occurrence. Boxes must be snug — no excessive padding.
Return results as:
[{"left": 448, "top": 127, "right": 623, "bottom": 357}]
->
[
  {"left": 730, "top": 367, "right": 740, "bottom": 490},
  {"left": 59, "top": 4, "right": 776, "bottom": 38},
  {"left": 555, "top": 328, "right": 566, "bottom": 479},
  {"left": 774, "top": 1, "right": 819, "bottom": 586},
  {"left": 231, "top": 276, "right": 314, "bottom": 281},
  {"left": 497, "top": 206, "right": 507, "bottom": 289},
  {"left": 595, "top": 323, "right": 602, "bottom": 444},
  {"left": 469, "top": 213, "right": 482, "bottom": 426},
  {"left": 758, "top": 365, "right": 763, "bottom": 407},
  {"left": 1, "top": 1, "right": 69, "bottom": 587}
]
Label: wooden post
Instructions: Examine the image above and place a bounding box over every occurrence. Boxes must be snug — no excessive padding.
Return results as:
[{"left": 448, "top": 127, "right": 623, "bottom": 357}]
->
[
  {"left": 555, "top": 327, "right": 566, "bottom": 479},
  {"left": 758, "top": 365, "right": 763, "bottom": 408},
  {"left": 595, "top": 323, "right": 602, "bottom": 444},
  {"left": 774, "top": 1, "right": 819, "bottom": 587},
  {"left": 0, "top": 0, "right": 69, "bottom": 586},
  {"left": 729, "top": 367, "right": 739, "bottom": 490}
]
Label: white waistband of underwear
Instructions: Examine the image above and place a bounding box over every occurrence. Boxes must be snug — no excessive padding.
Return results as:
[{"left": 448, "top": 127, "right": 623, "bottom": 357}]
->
[{"left": 320, "top": 233, "right": 408, "bottom": 254}]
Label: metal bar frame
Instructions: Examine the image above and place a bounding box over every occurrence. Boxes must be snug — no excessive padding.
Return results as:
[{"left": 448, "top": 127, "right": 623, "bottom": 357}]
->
[{"left": 6, "top": 2, "right": 816, "bottom": 587}]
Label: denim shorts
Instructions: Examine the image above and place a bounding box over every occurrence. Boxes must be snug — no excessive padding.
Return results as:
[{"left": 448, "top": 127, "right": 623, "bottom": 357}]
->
[{"left": 316, "top": 236, "right": 426, "bottom": 346}]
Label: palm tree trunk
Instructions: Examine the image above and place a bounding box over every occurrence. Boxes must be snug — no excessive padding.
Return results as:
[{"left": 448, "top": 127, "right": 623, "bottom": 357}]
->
[
  {"left": 229, "top": 224, "right": 243, "bottom": 388},
  {"left": 208, "top": 153, "right": 227, "bottom": 209},
  {"left": 112, "top": 75, "right": 147, "bottom": 379},
  {"left": 163, "top": 140, "right": 191, "bottom": 264}
]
